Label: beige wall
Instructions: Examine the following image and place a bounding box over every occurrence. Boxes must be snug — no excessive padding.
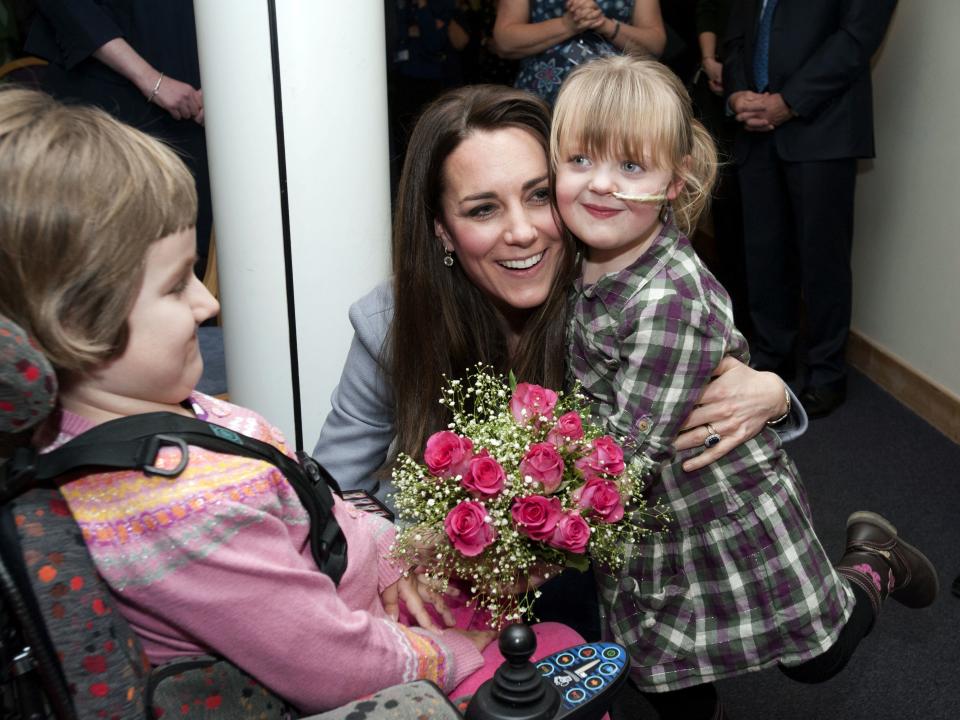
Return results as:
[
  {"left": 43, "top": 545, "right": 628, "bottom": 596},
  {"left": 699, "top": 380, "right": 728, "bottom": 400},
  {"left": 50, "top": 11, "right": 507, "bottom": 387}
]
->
[{"left": 853, "top": 1, "right": 960, "bottom": 397}]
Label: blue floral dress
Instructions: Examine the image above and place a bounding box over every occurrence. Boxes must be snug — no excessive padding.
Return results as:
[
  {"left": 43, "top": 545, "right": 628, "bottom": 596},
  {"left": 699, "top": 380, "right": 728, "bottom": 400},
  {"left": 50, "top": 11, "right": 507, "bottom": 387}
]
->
[{"left": 514, "top": 0, "right": 633, "bottom": 105}]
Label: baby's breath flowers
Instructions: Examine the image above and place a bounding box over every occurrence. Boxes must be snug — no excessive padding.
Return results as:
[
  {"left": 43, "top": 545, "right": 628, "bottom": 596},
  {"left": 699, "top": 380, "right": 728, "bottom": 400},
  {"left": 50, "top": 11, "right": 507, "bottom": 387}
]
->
[{"left": 391, "top": 366, "right": 665, "bottom": 628}]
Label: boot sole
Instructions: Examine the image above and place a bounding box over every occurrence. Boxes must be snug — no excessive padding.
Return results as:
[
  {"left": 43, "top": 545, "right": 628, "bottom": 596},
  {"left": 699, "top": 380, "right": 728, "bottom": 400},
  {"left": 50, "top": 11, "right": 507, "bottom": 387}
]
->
[{"left": 847, "top": 511, "right": 940, "bottom": 607}]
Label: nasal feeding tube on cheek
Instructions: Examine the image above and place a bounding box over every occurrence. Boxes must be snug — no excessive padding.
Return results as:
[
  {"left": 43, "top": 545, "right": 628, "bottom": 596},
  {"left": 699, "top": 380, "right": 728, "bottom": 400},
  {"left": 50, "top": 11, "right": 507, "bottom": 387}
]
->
[{"left": 612, "top": 190, "right": 668, "bottom": 203}]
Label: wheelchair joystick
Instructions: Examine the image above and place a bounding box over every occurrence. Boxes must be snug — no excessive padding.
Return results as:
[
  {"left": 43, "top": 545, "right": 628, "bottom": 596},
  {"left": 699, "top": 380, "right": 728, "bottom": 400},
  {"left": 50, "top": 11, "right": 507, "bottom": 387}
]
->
[
  {"left": 466, "top": 624, "right": 560, "bottom": 720},
  {"left": 466, "top": 623, "right": 631, "bottom": 720}
]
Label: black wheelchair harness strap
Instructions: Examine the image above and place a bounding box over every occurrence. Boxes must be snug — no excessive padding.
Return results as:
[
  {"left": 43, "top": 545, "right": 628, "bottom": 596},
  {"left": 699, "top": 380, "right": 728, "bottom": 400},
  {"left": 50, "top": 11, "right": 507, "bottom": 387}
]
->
[{"left": 4, "top": 412, "right": 348, "bottom": 585}]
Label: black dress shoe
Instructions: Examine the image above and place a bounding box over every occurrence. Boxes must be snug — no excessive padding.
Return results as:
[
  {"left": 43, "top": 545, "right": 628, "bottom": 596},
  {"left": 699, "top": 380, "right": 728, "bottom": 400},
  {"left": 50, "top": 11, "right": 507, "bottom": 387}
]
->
[{"left": 800, "top": 381, "right": 846, "bottom": 418}]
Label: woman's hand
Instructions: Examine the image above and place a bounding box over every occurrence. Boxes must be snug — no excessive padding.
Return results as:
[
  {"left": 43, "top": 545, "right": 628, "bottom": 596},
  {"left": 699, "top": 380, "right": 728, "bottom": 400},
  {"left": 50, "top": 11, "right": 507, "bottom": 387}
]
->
[
  {"left": 673, "top": 356, "right": 788, "bottom": 472},
  {"left": 193, "top": 90, "right": 205, "bottom": 125},
  {"left": 381, "top": 572, "right": 458, "bottom": 632},
  {"left": 151, "top": 75, "right": 203, "bottom": 121},
  {"left": 564, "top": 0, "right": 605, "bottom": 32},
  {"left": 702, "top": 57, "right": 724, "bottom": 94}
]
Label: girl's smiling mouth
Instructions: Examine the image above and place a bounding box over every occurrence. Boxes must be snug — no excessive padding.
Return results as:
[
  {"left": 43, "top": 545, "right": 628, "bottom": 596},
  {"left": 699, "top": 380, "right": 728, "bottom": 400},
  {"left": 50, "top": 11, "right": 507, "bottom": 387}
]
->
[{"left": 582, "top": 203, "right": 622, "bottom": 219}]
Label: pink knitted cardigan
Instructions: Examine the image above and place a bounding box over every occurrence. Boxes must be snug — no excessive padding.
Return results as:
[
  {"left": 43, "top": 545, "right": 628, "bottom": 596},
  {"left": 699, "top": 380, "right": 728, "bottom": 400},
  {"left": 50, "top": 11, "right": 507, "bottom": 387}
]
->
[{"left": 44, "top": 392, "right": 483, "bottom": 713}]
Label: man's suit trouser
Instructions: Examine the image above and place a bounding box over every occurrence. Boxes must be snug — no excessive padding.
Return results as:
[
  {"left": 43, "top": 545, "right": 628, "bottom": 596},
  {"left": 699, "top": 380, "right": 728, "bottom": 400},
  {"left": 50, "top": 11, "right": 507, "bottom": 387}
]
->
[{"left": 737, "top": 132, "right": 857, "bottom": 387}]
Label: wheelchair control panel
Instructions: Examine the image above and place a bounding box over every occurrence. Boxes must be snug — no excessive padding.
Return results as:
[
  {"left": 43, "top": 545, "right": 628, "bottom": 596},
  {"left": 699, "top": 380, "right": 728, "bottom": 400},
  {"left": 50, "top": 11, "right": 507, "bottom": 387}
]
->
[
  {"left": 535, "top": 642, "right": 629, "bottom": 719},
  {"left": 465, "top": 625, "right": 629, "bottom": 720}
]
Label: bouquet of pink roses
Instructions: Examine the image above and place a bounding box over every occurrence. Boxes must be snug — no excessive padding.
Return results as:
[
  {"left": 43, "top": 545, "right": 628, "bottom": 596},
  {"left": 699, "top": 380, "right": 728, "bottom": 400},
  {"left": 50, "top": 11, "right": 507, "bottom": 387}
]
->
[{"left": 391, "top": 366, "right": 663, "bottom": 628}]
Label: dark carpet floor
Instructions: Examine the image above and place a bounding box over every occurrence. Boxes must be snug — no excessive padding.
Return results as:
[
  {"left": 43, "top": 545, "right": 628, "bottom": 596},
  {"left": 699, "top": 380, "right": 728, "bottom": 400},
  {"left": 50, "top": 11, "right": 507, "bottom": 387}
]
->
[{"left": 612, "top": 369, "right": 960, "bottom": 720}]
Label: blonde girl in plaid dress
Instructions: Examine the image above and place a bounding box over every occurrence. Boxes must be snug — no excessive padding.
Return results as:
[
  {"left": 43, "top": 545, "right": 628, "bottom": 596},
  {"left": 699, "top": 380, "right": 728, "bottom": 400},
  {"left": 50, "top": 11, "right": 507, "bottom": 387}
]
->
[{"left": 550, "top": 56, "right": 938, "bottom": 719}]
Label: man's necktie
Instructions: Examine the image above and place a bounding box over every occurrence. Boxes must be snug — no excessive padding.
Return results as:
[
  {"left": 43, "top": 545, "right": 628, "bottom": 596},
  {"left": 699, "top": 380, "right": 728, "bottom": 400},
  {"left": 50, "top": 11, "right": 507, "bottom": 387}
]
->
[{"left": 753, "top": 0, "right": 780, "bottom": 91}]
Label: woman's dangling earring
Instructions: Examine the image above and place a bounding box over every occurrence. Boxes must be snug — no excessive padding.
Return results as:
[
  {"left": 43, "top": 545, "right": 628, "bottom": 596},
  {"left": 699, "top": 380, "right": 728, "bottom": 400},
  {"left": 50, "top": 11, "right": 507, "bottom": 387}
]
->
[{"left": 436, "top": 221, "right": 454, "bottom": 267}]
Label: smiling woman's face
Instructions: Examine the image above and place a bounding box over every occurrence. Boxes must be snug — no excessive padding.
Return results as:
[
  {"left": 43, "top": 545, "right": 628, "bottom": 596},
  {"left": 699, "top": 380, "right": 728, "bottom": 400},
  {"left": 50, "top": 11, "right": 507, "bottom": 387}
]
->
[{"left": 436, "top": 127, "right": 563, "bottom": 322}]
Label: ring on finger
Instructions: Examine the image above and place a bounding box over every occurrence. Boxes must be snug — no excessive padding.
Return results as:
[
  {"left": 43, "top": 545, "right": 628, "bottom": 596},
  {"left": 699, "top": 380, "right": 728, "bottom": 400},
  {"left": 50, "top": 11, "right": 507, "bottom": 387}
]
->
[{"left": 704, "top": 423, "right": 722, "bottom": 448}]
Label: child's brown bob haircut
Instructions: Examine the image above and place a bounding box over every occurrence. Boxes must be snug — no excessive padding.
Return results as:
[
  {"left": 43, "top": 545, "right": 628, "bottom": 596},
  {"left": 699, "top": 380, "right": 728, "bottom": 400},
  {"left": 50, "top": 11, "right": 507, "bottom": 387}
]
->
[
  {"left": 0, "top": 87, "right": 197, "bottom": 375},
  {"left": 550, "top": 55, "right": 718, "bottom": 236}
]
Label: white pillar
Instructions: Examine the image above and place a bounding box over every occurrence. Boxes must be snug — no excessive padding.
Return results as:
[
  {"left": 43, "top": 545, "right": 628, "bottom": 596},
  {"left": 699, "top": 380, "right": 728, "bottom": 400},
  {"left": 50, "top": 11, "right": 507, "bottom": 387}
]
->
[{"left": 195, "top": 1, "right": 392, "bottom": 450}]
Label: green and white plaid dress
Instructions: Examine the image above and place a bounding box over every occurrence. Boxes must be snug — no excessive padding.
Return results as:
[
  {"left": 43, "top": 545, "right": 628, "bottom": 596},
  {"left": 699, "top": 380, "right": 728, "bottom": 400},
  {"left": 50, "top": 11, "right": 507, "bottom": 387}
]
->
[{"left": 569, "top": 221, "right": 855, "bottom": 692}]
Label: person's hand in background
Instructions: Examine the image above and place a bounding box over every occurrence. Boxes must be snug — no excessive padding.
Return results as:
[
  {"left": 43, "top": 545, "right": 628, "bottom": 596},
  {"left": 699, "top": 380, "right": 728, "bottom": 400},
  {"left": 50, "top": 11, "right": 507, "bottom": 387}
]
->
[{"left": 151, "top": 75, "right": 203, "bottom": 122}]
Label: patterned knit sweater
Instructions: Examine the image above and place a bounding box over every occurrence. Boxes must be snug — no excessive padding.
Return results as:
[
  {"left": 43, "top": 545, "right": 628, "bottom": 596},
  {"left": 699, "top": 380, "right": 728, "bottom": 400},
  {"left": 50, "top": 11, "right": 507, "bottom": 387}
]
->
[{"left": 43, "top": 392, "right": 483, "bottom": 713}]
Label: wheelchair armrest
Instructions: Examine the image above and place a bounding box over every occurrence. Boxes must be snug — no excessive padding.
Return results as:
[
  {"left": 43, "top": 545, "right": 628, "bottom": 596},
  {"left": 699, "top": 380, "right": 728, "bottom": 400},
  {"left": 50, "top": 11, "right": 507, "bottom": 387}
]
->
[
  {"left": 300, "top": 680, "right": 461, "bottom": 720},
  {"left": 149, "top": 657, "right": 461, "bottom": 720}
]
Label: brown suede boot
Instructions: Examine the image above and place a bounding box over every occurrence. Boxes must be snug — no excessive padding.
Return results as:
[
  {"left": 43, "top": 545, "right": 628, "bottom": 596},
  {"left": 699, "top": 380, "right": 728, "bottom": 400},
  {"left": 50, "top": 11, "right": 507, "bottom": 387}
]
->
[{"left": 835, "top": 511, "right": 939, "bottom": 617}]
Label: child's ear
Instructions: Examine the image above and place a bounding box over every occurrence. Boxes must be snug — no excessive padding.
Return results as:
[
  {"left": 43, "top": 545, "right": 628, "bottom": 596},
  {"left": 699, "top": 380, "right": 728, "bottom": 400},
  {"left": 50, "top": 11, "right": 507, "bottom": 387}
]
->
[
  {"left": 666, "top": 176, "right": 685, "bottom": 201},
  {"left": 667, "top": 156, "right": 692, "bottom": 200}
]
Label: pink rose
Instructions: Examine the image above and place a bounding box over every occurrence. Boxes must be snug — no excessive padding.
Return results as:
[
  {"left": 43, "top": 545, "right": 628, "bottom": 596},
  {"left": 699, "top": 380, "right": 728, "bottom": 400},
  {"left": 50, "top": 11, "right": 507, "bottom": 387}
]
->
[
  {"left": 511, "top": 495, "right": 563, "bottom": 542},
  {"left": 575, "top": 436, "right": 625, "bottom": 477},
  {"left": 424, "top": 431, "right": 474, "bottom": 478},
  {"left": 444, "top": 501, "right": 497, "bottom": 557},
  {"left": 519, "top": 442, "right": 566, "bottom": 494},
  {"left": 462, "top": 452, "right": 506, "bottom": 497},
  {"left": 573, "top": 477, "right": 625, "bottom": 523},
  {"left": 549, "top": 512, "right": 591, "bottom": 553},
  {"left": 510, "top": 383, "right": 558, "bottom": 425},
  {"left": 547, "top": 411, "right": 585, "bottom": 447}
]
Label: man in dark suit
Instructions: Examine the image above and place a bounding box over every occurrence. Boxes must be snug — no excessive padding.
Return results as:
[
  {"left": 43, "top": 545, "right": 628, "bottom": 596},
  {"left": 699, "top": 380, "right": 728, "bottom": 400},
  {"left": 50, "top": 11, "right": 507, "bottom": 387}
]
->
[{"left": 723, "top": 0, "right": 897, "bottom": 417}]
